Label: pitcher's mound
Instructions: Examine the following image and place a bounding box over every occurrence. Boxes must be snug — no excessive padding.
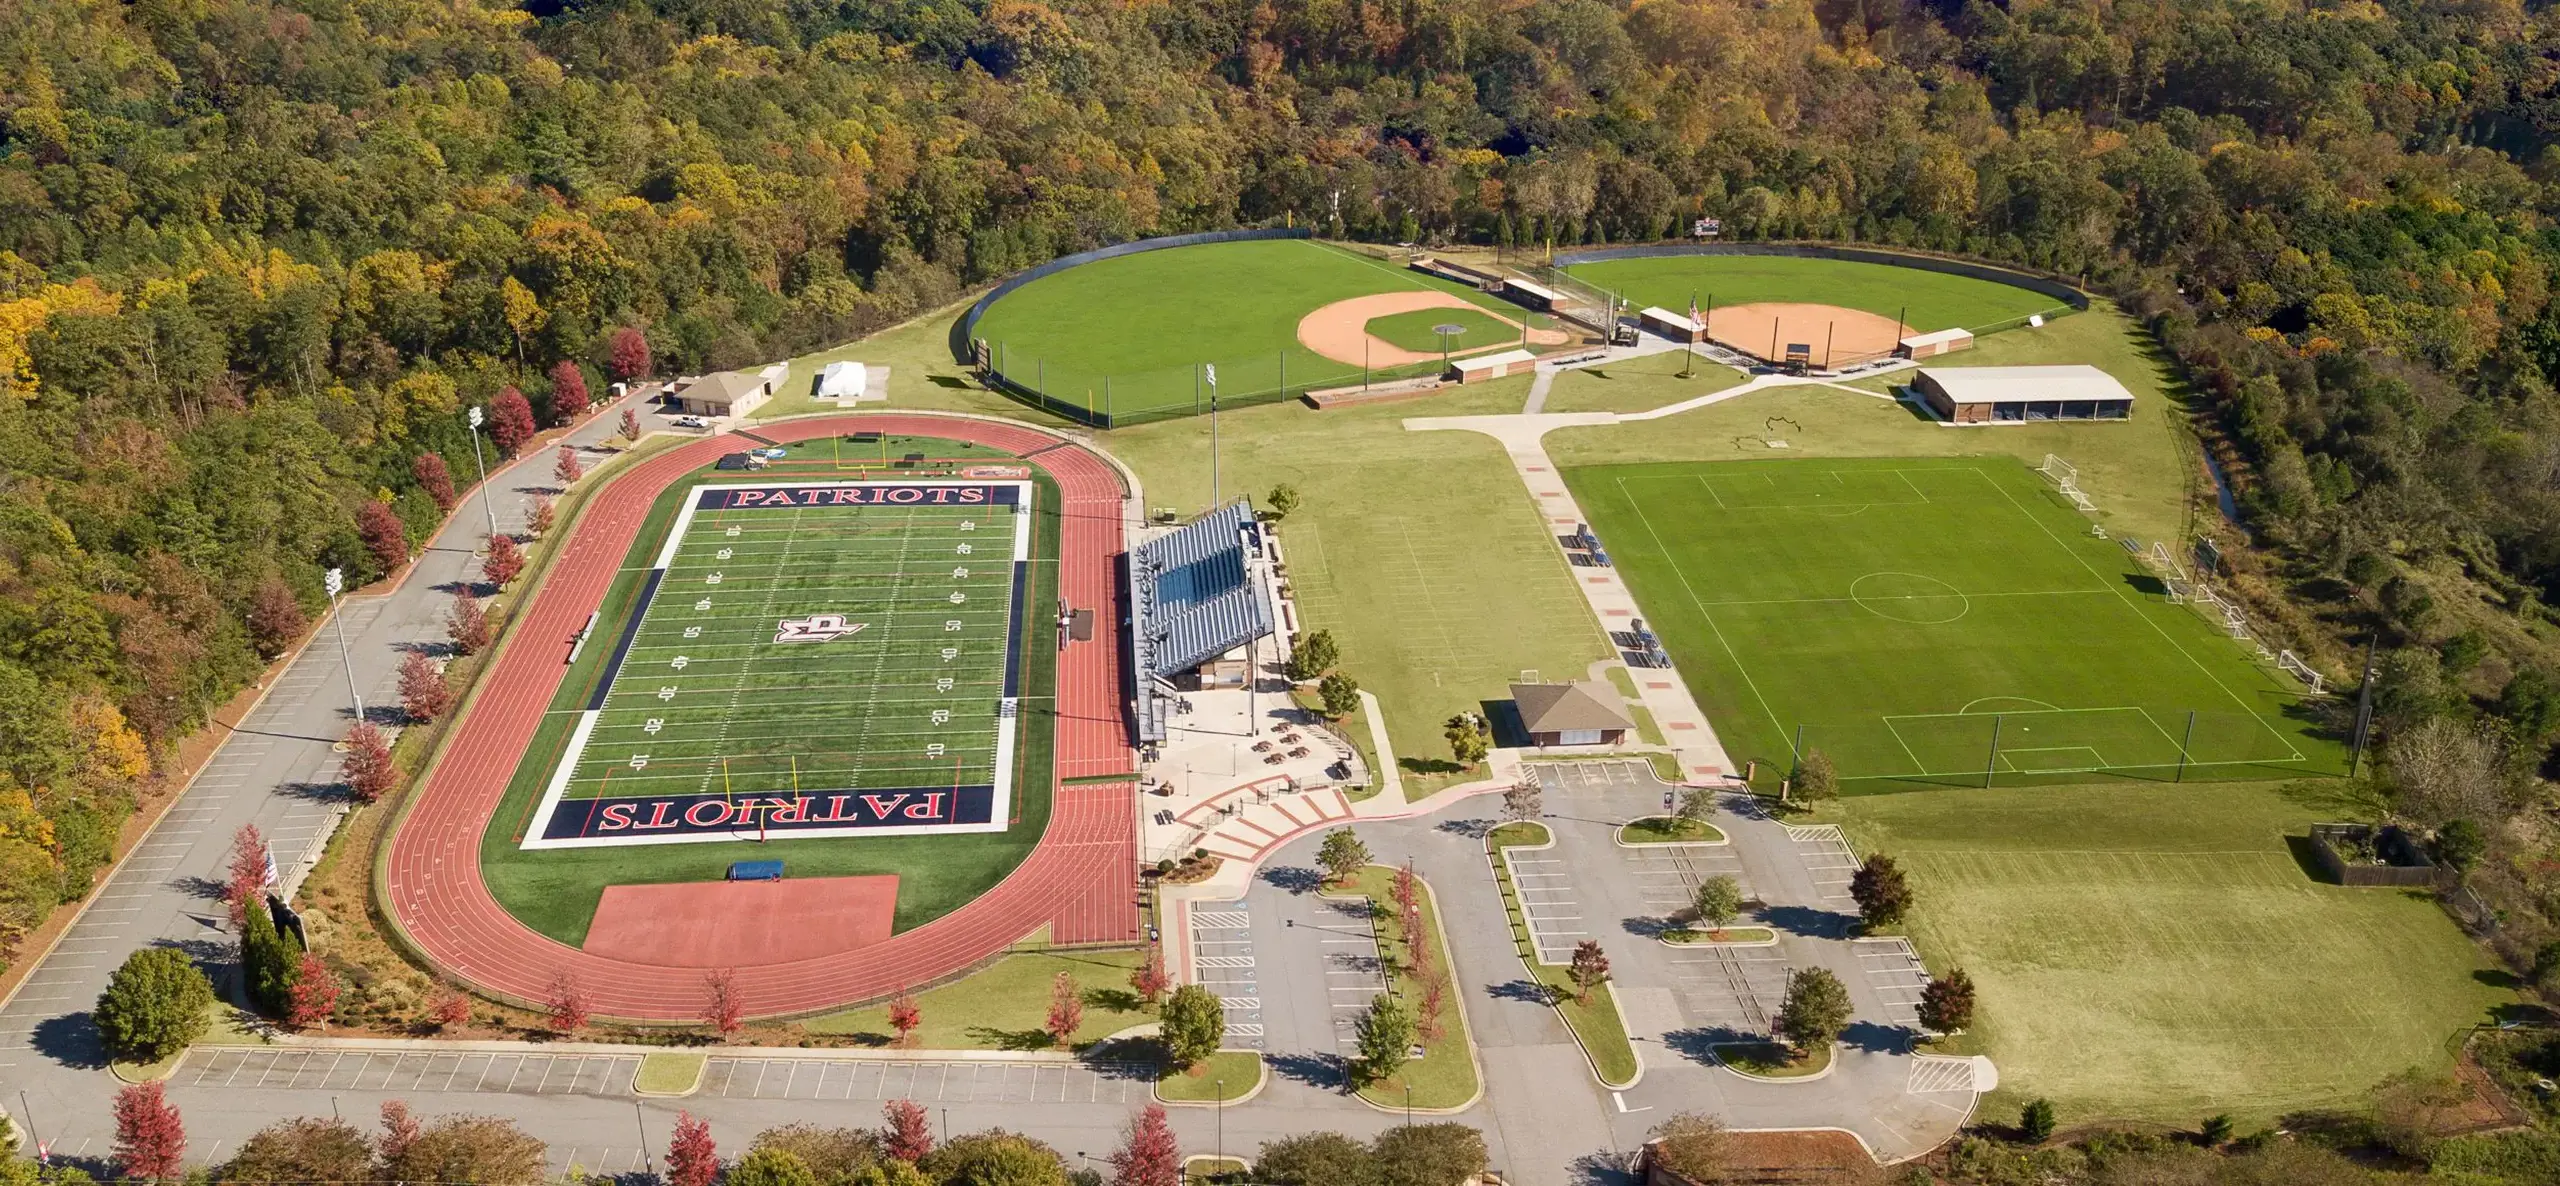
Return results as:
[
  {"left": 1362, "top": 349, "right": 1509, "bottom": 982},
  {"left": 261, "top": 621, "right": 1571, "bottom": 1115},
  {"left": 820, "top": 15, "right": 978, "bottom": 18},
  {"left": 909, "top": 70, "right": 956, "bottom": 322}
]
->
[{"left": 583, "top": 874, "right": 898, "bottom": 967}]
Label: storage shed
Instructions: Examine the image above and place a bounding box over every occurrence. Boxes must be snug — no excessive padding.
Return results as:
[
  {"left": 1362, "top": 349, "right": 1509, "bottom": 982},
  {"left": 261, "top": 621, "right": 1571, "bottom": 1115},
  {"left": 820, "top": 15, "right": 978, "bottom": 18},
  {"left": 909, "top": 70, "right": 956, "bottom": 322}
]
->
[{"left": 1913, "top": 364, "right": 2134, "bottom": 424}]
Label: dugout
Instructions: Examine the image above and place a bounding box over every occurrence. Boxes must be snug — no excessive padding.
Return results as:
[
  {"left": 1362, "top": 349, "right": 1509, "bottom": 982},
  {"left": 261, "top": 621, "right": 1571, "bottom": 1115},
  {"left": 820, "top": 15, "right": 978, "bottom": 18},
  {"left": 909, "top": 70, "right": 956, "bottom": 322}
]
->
[
  {"left": 1897, "top": 327, "right": 1975, "bottom": 358},
  {"left": 1913, "top": 364, "right": 2133, "bottom": 425},
  {"left": 1448, "top": 348, "right": 1538, "bottom": 383},
  {"left": 1638, "top": 306, "right": 1705, "bottom": 343},
  {"left": 1500, "top": 278, "right": 1561, "bottom": 312}
]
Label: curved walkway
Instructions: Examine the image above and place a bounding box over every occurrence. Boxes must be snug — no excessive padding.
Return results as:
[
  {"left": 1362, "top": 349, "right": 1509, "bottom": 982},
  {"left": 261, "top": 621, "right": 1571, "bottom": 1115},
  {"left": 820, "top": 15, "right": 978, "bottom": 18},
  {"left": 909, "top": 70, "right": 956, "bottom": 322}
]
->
[{"left": 382, "top": 413, "right": 1137, "bottom": 1021}]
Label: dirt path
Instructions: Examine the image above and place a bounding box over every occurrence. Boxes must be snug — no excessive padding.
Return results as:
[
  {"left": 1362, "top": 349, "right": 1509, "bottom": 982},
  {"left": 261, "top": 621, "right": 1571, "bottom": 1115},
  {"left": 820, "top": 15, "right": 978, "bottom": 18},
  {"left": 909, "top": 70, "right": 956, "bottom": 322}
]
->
[{"left": 1298, "top": 290, "right": 1570, "bottom": 367}]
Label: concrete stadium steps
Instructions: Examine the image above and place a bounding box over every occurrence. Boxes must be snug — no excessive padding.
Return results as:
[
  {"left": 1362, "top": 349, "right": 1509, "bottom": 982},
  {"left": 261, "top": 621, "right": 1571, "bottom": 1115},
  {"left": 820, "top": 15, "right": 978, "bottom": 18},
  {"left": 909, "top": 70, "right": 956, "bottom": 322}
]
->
[{"left": 1194, "top": 788, "right": 1355, "bottom": 863}]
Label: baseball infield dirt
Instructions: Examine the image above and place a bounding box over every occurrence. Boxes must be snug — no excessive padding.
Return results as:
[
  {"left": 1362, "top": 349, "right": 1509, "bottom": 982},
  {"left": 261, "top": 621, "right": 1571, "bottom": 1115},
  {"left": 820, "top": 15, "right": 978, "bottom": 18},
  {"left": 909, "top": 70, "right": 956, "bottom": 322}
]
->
[
  {"left": 1298, "top": 290, "right": 1570, "bottom": 367},
  {"left": 1702, "top": 301, "right": 1907, "bottom": 368}
]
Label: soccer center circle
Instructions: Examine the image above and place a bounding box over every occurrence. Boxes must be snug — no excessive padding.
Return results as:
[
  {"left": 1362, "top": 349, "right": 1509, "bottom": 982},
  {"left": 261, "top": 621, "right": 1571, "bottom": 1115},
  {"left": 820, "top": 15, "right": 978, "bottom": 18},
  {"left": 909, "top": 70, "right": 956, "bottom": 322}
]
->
[
  {"left": 380, "top": 412, "right": 1137, "bottom": 1021},
  {"left": 1848, "top": 571, "right": 1971, "bottom": 624}
]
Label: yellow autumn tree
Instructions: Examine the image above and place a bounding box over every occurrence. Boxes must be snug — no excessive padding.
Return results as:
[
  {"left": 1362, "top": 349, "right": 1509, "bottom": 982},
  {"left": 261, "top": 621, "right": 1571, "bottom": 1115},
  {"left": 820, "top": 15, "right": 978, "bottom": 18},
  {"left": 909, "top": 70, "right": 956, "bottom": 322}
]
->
[{"left": 70, "top": 695, "right": 150, "bottom": 786}]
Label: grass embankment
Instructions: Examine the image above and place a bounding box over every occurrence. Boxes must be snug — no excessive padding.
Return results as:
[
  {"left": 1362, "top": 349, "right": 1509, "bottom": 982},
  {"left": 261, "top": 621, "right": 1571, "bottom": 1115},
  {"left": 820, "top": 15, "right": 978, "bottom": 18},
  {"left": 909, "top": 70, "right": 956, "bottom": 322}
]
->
[
  {"left": 1487, "top": 823, "right": 1639, "bottom": 1087},
  {"left": 1833, "top": 781, "right": 2512, "bottom": 1125},
  {"left": 1328, "top": 865, "right": 1480, "bottom": 1111},
  {"left": 1620, "top": 816, "right": 1726, "bottom": 845},
  {"left": 801, "top": 949, "right": 1150, "bottom": 1050},
  {"left": 1155, "top": 1050, "right": 1263, "bottom": 1103}
]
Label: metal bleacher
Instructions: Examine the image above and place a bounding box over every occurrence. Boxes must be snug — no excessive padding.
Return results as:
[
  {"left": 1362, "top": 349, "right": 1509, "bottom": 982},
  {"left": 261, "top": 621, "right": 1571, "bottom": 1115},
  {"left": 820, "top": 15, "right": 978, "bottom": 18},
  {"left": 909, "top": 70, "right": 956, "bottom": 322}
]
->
[{"left": 1129, "top": 500, "right": 1273, "bottom": 743}]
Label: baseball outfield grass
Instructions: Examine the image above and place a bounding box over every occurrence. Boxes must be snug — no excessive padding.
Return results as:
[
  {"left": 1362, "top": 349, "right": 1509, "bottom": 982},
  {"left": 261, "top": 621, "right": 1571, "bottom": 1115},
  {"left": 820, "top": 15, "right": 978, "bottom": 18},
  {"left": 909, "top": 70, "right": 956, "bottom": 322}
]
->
[
  {"left": 967, "top": 238, "right": 1541, "bottom": 419},
  {"left": 1564, "top": 252, "right": 2067, "bottom": 333},
  {"left": 1835, "top": 781, "right": 2512, "bottom": 1125}
]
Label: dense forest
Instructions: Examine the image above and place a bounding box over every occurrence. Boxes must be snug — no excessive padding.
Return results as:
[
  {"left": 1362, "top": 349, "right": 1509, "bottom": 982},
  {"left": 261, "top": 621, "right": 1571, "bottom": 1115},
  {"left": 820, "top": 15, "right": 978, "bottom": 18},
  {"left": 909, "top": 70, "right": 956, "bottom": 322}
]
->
[{"left": 7, "top": 0, "right": 2560, "bottom": 983}]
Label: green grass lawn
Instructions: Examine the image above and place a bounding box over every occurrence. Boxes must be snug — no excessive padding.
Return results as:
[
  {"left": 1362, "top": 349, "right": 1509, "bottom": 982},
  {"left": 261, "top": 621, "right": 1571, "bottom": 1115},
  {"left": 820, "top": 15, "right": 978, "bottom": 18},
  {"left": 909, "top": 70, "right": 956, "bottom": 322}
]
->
[
  {"left": 1834, "top": 781, "right": 2513, "bottom": 1125},
  {"left": 1488, "top": 823, "right": 1641, "bottom": 1087},
  {"left": 1619, "top": 816, "right": 1726, "bottom": 845},
  {"left": 1546, "top": 298, "right": 2200, "bottom": 549},
  {"left": 1332, "top": 865, "right": 1481, "bottom": 1110},
  {"left": 471, "top": 447, "right": 1062, "bottom": 946},
  {"left": 1541, "top": 350, "right": 1747, "bottom": 414},
  {"left": 1156, "top": 1050, "right": 1262, "bottom": 1103},
  {"left": 799, "top": 949, "right": 1149, "bottom": 1049},
  {"left": 1565, "top": 253, "right": 2067, "bottom": 334},
  {"left": 967, "top": 239, "right": 1537, "bottom": 418},
  {"left": 1364, "top": 306, "right": 1531, "bottom": 355},
  {"left": 1102, "top": 382, "right": 1609, "bottom": 789},
  {"left": 1563, "top": 455, "right": 2340, "bottom": 792}
]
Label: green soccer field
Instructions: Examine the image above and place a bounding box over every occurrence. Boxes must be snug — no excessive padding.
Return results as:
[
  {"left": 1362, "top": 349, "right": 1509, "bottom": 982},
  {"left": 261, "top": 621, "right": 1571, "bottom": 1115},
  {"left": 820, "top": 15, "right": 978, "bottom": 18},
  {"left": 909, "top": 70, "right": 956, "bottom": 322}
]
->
[
  {"left": 967, "top": 238, "right": 1545, "bottom": 419},
  {"left": 1563, "top": 456, "right": 2346, "bottom": 790},
  {"left": 1563, "top": 253, "right": 2065, "bottom": 334}
]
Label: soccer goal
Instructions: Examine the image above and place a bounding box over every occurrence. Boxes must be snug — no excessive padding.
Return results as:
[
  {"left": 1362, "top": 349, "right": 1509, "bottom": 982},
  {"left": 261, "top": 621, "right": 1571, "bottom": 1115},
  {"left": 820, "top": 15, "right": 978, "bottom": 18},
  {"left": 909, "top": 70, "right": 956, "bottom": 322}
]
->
[
  {"left": 2148, "top": 540, "right": 2189, "bottom": 582},
  {"left": 2038, "top": 454, "right": 2097, "bottom": 513},
  {"left": 2278, "top": 650, "right": 2327, "bottom": 695}
]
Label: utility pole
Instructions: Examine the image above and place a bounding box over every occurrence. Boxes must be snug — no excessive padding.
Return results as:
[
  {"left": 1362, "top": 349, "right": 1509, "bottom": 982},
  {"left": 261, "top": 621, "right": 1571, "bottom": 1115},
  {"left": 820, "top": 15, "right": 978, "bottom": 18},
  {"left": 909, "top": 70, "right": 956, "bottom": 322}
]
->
[
  {"left": 466, "top": 406, "right": 497, "bottom": 540},
  {"left": 325, "top": 568, "right": 362, "bottom": 722}
]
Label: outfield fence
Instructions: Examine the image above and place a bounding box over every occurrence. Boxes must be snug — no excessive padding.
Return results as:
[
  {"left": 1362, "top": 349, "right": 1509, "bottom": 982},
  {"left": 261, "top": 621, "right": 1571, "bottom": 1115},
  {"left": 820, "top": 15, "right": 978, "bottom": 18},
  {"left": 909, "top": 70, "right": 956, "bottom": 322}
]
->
[
  {"left": 972, "top": 340, "right": 1485, "bottom": 428},
  {"left": 1549, "top": 240, "right": 2092, "bottom": 317}
]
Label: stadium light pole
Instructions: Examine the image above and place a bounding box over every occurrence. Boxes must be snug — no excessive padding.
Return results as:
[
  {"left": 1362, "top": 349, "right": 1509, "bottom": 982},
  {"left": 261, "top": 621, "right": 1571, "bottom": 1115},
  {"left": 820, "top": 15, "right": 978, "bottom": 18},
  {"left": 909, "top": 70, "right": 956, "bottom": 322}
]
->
[
  {"left": 325, "top": 567, "right": 362, "bottom": 723},
  {"left": 466, "top": 405, "right": 498, "bottom": 541},
  {"left": 1206, "top": 363, "right": 1220, "bottom": 507}
]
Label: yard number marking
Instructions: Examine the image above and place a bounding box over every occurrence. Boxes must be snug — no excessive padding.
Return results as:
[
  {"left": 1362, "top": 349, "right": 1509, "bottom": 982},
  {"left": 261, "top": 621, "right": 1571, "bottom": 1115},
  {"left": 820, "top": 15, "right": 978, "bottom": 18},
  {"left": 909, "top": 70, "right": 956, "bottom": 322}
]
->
[
  {"left": 658, "top": 686, "right": 679, "bottom": 700},
  {"left": 683, "top": 626, "right": 702, "bottom": 638},
  {"left": 947, "top": 591, "right": 967, "bottom": 604},
  {"left": 705, "top": 572, "right": 724, "bottom": 584},
  {"left": 936, "top": 677, "right": 955, "bottom": 692},
  {"left": 925, "top": 743, "right": 946, "bottom": 758},
  {"left": 930, "top": 709, "right": 951, "bottom": 725},
  {"left": 629, "top": 755, "right": 650, "bottom": 769},
  {"left": 644, "top": 719, "right": 664, "bottom": 734},
  {"left": 726, "top": 525, "right": 741, "bottom": 536},
  {"left": 944, "top": 619, "right": 963, "bottom": 632},
  {"left": 956, "top": 543, "right": 973, "bottom": 555},
  {"left": 940, "top": 647, "right": 959, "bottom": 662},
  {"left": 952, "top": 567, "right": 970, "bottom": 579},
  {"left": 669, "top": 655, "right": 690, "bottom": 669},
  {"left": 695, "top": 598, "right": 713, "bottom": 611},
  {"left": 716, "top": 548, "right": 733, "bottom": 560},
  {"left": 959, "top": 521, "right": 976, "bottom": 531}
]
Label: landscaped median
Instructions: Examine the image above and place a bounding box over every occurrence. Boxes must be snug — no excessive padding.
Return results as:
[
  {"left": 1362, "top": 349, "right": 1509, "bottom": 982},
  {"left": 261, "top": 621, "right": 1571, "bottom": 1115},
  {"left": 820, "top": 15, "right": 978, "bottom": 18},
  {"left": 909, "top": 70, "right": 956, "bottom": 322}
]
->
[
  {"left": 1708, "top": 1039, "right": 1834, "bottom": 1081},
  {"left": 1487, "top": 823, "right": 1641, "bottom": 1087},
  {"left": 1617, "top": 815, "right": 1727, "bottom": 845},
  {"left": 1154, "top": 1050, "right": 1265, "bottom": 1105},
  {"left": 1324, "top": 865, "right": 1481, "bottom": 1111},
  {"left": 1662, "top": 926, "right": 1777, "bottom": 946}
]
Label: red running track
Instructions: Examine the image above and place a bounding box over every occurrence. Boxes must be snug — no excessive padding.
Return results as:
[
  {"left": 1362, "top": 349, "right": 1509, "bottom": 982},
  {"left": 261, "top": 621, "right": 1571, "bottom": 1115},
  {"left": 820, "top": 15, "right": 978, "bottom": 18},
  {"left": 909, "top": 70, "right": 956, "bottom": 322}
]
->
[{"left": 381, "top": 413, "right": 1138, "bottom": 1020}]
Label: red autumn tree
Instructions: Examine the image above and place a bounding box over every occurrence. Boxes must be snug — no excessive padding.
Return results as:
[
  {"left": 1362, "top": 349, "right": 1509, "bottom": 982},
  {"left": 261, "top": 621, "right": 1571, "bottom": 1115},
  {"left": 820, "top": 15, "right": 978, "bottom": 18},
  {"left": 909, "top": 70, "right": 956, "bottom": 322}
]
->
[
  {"left": 553, "top": 445, "right": 582, "bottom": 487},
  {"left": 546, "top": 970, "right": 589, "bottom": 1033},
  {"left": 112, "top": 1080, "right": 185, "bottom": 1181},
  {"left": 666, "top": 1112, "right": 716, "bottom": 1186},
  {"left": 488, "top": 387, "right": 537, "bottom": 456},
  {"left": 888, "top": 990, "right": 921, "bottom": 1048},
  {"left": 1130, "top": 947, "right": 1170, "bottom": 1006},
  {"left": 343, "top": 721, "right": 399, "bottom": 803},
  {"left": 548, "top": 361, "right": 590, "bottom": 423},
  {"left": 428, "top": 988, "right": 471, "bottom": 1030},
  {"left": 1570, "top": 940, "right": 1611, "bottom": 1005},
  {"left": 1109, "top": 1103, "right": 1181, "bottom": 1186},
  {"left": 358, "top": 499, "right": 408, "bottom": 574},
  {"left": 1417, "top": 970, "right": 1448, "bottom": 1043},
  {"left": 246, "top": 576, "right": 307, "bottom": 659},
  {"left": 701, "top": 969, "right": 744, "bottom": 1039},
  {"left": 225, "top": 823, "right": 268, "bottom": 927},
  {"left": 447, "top": 594, "right": 491, "bottom": 655},
  {"left": 1045, "top": 971, "right": 1084, "bottom": 1048},
  {"left": 1392, "top": 862, "right": 1419, "bottom": 915},
  {"left": 398, "top": 653, "right": 451, "bottom": 723},
  {"left": 482, "top": 532, "right": 525, "bottom": 588},
  {"left": 379, "top": 1101, "right": 420, "bottom": 1162},
  {"left": 882, "top": 1099, "right": 932, "bottom": 1162},
  {"left": 528, "top": 496, "right": 556, "bottom": 537},
  {"left": 288, "top": 952, "right": 341, "bottom": 1029},
  {"left": 608, "top": 326, "right": 652, "bottom": 381},
  {"left": 413, "top": 452, "right": 457, "bottom": 511},
  {"left": 619, "top": 407, "right": 642, "bottom": 442}
]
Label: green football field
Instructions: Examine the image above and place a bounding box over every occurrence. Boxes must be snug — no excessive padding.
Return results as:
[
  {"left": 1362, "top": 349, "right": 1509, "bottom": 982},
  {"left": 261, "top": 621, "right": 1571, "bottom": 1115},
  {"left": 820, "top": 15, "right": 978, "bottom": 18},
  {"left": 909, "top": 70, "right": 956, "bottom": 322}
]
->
[
  {"left": 1563, "top": 253, "right": 2066, "bottom": 334},
  {"left": 482, "top": 450, "right": 1060, "bottom": 945},
  {"left": 967, "top": 238, "right": 1549, "bottom": 420},
  {"left": 1563, "top": 456, "right": 2345, "bottom": 790},
  {"left": 539, "top": 491, "right": 1018, "bottom": 823}
]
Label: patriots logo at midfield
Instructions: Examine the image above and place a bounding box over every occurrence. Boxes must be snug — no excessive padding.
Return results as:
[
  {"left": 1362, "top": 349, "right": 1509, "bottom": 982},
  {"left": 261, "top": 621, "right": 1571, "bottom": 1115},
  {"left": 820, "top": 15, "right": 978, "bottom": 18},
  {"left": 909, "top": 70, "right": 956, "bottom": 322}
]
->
[{"left": 774, "top": 614, "right": 867, "bottom": 643}]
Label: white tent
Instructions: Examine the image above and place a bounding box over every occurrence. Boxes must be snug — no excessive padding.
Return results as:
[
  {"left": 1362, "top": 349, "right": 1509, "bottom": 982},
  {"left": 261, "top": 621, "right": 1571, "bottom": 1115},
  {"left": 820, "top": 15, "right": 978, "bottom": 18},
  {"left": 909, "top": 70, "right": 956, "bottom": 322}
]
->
[{"left": 818, "top": 361, "right": 867, "bottom": 399}]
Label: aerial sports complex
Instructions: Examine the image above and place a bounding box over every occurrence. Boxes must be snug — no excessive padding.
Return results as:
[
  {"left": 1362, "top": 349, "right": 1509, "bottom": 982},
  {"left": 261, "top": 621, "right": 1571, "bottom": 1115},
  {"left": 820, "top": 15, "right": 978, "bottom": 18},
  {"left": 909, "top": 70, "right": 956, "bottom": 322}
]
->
[{"left": 379, "top": 415, "right": 1149, "bottom": 1020}]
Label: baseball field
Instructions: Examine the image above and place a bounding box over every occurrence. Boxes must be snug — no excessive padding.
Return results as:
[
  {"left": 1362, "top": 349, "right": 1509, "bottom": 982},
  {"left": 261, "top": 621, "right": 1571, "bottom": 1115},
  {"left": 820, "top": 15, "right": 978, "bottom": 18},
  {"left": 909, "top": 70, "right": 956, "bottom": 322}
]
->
[
  {"left": 967, "top": 237, "right": 1570, "bottom": 420},
  {"left": 1565, "top": 252, "right": 2068, "bottom": 335}
]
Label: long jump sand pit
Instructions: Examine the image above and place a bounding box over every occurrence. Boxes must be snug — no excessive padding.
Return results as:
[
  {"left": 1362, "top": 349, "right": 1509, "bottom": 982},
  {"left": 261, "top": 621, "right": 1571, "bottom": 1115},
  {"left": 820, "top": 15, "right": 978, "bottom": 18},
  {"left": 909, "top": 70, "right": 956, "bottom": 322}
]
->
[
  {"left": 1299, "top": 291, "right": 1570, "bottom": 367},
  {"left": 582, "top": 874, "right": 899, "bottom": 968},
  {"left": 1704, "top": 302, "right": 1907, "bottom": 368}
]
